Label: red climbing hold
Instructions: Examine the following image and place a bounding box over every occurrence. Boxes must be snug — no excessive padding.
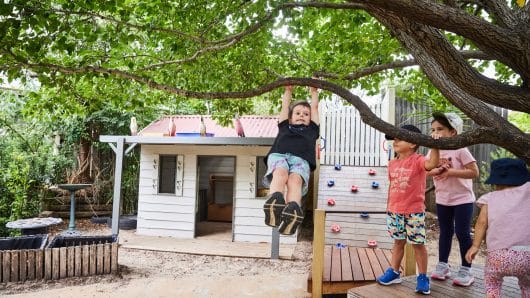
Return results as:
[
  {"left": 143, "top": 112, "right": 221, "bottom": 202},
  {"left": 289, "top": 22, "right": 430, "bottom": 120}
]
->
[
  {"left": 327, "top": 198, "right": 336, "bottom": 206},
  {"left": 331, "top": 224, "right": 341, "bottom": 233},
  {"left": 368, "top": 169, "right": 376, "bottom": 175},
  {"left": 351, "top": 185, "right": 359, "bottom": 192},
  {"left": 367, "top": 240, "right": 378, "bottom": 247}
]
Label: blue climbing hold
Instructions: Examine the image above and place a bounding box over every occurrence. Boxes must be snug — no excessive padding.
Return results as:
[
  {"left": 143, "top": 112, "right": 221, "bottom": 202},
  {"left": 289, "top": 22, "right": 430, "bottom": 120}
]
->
[
  {"left": 360, "top": 212, "right": 369, "bottom": 218},
  {"left": 334, "top": 163, "right": 342, "bottom": 171},
  {"left": 327, "top": 180, "right": 335, "bottom": 187},
  {"left": 335, "top": 243, "right": 347, "bottom": 249},
  {"left": 371, "top": 181, "right": 379, "bottom": 189}
]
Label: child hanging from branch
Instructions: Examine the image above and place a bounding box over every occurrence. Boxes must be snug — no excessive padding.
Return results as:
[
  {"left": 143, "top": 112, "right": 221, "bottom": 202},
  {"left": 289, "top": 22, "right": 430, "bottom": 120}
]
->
[{"left": 262, "top": 84, "right": 319, "bottom": 235}]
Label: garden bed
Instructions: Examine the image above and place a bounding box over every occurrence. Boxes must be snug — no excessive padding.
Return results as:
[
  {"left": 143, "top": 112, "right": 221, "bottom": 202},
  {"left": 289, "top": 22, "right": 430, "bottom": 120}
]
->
[{"left": 0, "top": 235, "right": 118, "bottom": 283}]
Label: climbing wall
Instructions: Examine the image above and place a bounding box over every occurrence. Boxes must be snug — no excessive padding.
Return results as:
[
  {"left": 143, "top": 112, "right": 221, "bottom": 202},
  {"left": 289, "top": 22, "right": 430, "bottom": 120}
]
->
[{"left": 317, "top": 165, "right": 394, "bottom": 250}]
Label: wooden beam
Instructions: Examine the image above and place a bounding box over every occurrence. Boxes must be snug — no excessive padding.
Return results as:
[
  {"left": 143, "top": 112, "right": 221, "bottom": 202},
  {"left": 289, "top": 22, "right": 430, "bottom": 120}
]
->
[
  {"left": 403, "top": 243, "right": 416, "bottom": 276},
  {"left": 312, "top": 209, "right": 326, "bottom": 298}
]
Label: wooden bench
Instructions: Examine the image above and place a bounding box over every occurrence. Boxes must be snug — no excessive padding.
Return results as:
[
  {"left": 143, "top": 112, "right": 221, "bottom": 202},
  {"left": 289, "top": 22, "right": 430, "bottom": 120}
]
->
[{"left": 348, "top": 266, "right": 522, "bottom": 297}]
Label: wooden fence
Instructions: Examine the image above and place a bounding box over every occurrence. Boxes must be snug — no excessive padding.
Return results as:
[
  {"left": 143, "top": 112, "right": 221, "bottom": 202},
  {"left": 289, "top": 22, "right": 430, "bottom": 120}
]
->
[
  {"left": 0, "top": 242, "right": 118, "bottom": 283},
  {"left": 319, "top": 87, "right": 508, "bottom": 169},
  {"left": 319, "top": 88, "right": 393, "bottom": 167}
]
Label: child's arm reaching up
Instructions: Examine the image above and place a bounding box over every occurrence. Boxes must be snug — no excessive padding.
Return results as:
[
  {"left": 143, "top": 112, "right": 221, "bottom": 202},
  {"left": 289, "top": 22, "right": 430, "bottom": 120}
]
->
[
  {"left": 278, "top": 85, "right": 292, "bottom": 123},
  {"left": 465, "top": 204, "right": 488, "bottom": 263},
  {"left": 310, "top": 84, "right": 319, "bottom": 125},
  {"left": 425, "top": 133, "right": 441, "bottom": 170}
]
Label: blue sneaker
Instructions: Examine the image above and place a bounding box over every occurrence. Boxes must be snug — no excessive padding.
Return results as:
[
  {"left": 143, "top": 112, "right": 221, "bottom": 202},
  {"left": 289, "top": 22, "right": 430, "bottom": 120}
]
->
[
  {"left": 377, "top": 268, "right": 402, "bottom": 285},
  {"left": 416, "top": 273, "right": 431, "bottom": 295}
]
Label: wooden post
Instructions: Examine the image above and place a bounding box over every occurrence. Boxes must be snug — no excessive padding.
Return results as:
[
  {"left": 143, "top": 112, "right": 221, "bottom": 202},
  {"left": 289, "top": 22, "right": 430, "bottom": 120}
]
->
[
  {"left": 312, "top": 209, "right": 326, "bottom": 298},
  {"left": 96, "top": 244, "right": 103, "bottom": 275},
  {"left": 67, "top": 247, "right": 75, "bottom": 277},
  {"left": 59, "top": 247, "right": 67, "bottom": 279},
  {"left": 36, "top": 249, "right": 44, "bottom": 280},
  {"left": 11, "top": 251, "right": 19, "bottom": 282},
  {"left": 2, "top": 251, "right": 11, "bottom": 283},
  {"left": 19, "top": 250, "right": 26, "bottom": 282},
  {"left": 104, "top": 244, "right": 111, "bottom": 274},
  {"left": 52, "top": 248, "right": 60, "bottom": 280},
  {"left": 403, "top": 243, "right": 416, "bottom": 276},
  {"left": 74, "top": 246, "right": 82, "bottom": 277},
  {"left": 27, "top": 250, "right": 35, "bottom": 280},
  {"left": 111, "top": 242, "right": 118, "bottom": 274},
  {"left": 82, "top": 246, "right": 89, "bottom": 276}
]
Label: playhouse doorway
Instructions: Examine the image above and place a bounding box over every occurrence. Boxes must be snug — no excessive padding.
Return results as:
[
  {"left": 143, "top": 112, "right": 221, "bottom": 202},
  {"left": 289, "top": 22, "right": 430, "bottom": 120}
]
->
[{"left": 196, "top": 156, "right": 235, "bottom": 239}]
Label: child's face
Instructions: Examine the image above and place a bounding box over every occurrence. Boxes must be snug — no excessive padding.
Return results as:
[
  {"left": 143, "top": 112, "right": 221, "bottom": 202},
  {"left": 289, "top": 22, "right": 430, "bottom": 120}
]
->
[
  {"left": 290, "top": 105, "right": 311, "bottom": 125},
  {"left": 392, "top": 138, "right": 418, "bottom": 155},
  {"left": 431, "top": 120, "right": 456, "bottom": 137}
]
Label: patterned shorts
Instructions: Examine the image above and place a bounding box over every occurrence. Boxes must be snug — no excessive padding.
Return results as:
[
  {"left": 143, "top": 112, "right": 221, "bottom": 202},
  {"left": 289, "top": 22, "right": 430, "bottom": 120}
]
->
[
  {"left": 262, "top": 153, "right": 310, "bottom": 196},
  {"left": 386, "top": 212, "right": 426, "bottom": 244}
]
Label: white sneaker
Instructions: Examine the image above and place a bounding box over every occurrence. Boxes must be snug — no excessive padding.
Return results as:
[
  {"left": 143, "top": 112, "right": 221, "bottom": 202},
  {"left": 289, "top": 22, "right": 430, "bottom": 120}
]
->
[
  {"left": 453, "top": 266, "right": 474, "bottom": 286},
  {"left": 430, "top": 262, "right": 451, "bottom": 280}
]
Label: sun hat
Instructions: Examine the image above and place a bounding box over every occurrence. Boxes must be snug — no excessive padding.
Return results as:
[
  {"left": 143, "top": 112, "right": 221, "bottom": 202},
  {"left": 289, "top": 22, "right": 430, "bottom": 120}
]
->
[
  {"left": 385, "top": 124, "right": 422, "bottom": 140},
  {"left": 484, "top": 158, "right": 530, "bottom": 186},
  {"left": 432, "top": 112, "right": 464, "bottom": 134}
]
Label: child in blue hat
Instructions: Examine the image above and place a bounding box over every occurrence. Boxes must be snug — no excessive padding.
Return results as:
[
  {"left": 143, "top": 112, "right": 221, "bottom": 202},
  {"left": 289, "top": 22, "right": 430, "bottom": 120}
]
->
[{"left": 465, "top": 158, "right": 530, "bottom": 297}]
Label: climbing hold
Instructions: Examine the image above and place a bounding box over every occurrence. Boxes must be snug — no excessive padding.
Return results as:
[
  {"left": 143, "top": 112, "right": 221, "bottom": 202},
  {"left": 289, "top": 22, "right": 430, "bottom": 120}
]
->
[
  {"left": 371, "top": 181, "right": 379, "bottom": 189},
  {"left": 367, "top": 240, "right": 378, "bottom": 247},
  {"left": 351, "top": 185, "right": 359, "bottom": 192},
  {"left": 331, "top": 224, "right": 341, "bottom": 233},
  {"left": 327, "top": 198, "right": 336, "bottom": 206},
  {"left": 335, "top": 163, "right": 342, "bottom": 171},
  {"left": 368, "top": 169, "right": 376, "bottom": 175},
  {"left": 327, "top": 180, "right": 335, "bottom": 187},
  {"left": 360, "top": 212, "right": 369, "bottom": 218},
  {"left": 335, "top": 243, "right": 347, "bottom": 249}
]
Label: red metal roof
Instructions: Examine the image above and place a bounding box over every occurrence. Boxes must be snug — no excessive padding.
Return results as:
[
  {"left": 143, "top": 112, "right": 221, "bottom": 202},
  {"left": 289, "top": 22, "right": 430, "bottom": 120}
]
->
[{"left": 139, "top": 115, "right": 279, "bottom": 138}]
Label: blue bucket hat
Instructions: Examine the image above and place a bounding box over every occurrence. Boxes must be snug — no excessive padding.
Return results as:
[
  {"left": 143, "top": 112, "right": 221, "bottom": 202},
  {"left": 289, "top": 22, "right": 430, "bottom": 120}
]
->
[{"left": 485, "top": 158, "right": 530, "bottom": 186}]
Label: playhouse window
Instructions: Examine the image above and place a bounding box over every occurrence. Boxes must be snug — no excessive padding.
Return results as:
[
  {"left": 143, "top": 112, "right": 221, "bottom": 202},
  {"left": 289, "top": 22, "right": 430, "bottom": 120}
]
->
[
  {"left": 256, "top": 156, "right": 269, "bottom": 197},
  {"left": 159, "top": 155, "right": 176, "bottom": 194}
]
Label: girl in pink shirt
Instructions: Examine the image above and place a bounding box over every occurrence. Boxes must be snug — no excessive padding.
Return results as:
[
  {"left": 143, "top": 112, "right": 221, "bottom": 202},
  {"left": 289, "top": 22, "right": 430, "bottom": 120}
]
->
[
  {"left": 466, "top": 158, "right": 530, "bottom": 298},
  {"left": 427, "top": 112, "right": 479, "bottom": 286}
]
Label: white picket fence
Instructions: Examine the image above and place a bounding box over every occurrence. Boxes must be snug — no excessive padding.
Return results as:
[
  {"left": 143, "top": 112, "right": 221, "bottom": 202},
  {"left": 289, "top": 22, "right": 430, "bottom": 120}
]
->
[{"left": 319, "top": 87, "right": 395, "bottom": 167}]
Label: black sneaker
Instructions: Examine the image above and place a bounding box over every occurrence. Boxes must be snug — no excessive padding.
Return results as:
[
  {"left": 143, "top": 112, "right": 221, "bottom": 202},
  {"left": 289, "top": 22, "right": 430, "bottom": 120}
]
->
[
  {"left": 263, "top": 192, "right": 285, "bottom": 227},
  {"left": 278, "top": 201, "right": 304, "bottom": 235}
]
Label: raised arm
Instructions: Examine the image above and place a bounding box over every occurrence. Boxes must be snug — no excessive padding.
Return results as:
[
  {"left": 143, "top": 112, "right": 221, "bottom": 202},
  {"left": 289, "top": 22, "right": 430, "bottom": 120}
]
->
[
  {"left": 425, "top": 148, "right": 440, "bottom": 171},
  {"left": 278, "top": 85, "right": 292, "bottom": 123},
  {"left": 310, "top": 85, "right": 319, "bottom": 125}
]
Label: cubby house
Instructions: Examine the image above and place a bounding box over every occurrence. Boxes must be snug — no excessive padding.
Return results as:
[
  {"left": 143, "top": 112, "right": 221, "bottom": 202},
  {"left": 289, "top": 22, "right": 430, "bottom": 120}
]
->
[{"left": 126, "top": 115, "right": 299, "bottom": 244}]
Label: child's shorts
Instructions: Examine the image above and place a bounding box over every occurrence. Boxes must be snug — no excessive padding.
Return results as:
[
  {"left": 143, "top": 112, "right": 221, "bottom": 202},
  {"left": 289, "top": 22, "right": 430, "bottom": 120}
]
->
[
  {"left": 386, "top": 212, "right": 426, "bottom": 244},
  {"left": 263, "top": 153, "right": 310, "bottom": 196}
]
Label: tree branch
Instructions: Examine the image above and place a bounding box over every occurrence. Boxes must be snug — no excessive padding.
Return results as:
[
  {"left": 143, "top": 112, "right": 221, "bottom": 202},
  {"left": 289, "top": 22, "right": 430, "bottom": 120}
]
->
[{"left": 315, "top": 50, "right": 493, "bottom": 80}]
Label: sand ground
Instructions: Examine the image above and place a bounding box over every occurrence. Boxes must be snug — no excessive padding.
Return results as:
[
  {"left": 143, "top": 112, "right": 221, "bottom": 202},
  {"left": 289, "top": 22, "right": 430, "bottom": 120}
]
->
[{"left": 0, "top": 214, "right": 486, "bottom": 298}]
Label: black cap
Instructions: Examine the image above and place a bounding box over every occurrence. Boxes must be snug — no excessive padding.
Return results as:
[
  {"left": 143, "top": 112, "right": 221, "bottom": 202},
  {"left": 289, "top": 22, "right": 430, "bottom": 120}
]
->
[{"left": 385, "top": 124, "right": 422, "bottom": 140}]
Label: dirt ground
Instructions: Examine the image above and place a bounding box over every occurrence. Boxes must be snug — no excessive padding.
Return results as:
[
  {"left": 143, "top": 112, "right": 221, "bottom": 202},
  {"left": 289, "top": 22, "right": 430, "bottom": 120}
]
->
[{"left": 0, "top": 213, "right": 486, "bottom": 298}]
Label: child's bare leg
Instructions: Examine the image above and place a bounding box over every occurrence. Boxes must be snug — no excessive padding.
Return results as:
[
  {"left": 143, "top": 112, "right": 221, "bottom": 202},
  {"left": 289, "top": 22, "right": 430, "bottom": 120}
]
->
[
  {"left": 286, "top": 173, "right": 303, "bottom": 205},
  {"left": 391, "top": 240, "right": 406, "bottom": 271},
  {"left": 413, "top": 244, "right": 428, "bottom": 274},
  {"left": 269, "top": 168, "right": 288, "bottom": 194}
]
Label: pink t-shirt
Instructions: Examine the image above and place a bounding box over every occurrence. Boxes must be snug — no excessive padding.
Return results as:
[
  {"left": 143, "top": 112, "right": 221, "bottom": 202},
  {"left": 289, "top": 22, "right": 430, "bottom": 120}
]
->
[
  {"left": 387, "top": 153, "right": 427, "bottom": 214},
  {"left": 477, "top": 182, "right": 530, "bottom": 251},
  {"left": 426, "top": 148, "right": 476, "bottom": 206}
]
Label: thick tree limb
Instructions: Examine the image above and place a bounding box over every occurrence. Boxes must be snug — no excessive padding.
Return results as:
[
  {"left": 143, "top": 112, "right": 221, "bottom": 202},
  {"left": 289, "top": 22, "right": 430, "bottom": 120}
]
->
[{"left": 347, "top": 0, "right": 530, "bottom": 80}]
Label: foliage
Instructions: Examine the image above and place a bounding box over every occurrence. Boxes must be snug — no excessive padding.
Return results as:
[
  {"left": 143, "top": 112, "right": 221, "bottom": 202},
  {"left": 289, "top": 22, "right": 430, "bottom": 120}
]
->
[{"left": 508, "top": 111, "right": 530, "bottom": 133}]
